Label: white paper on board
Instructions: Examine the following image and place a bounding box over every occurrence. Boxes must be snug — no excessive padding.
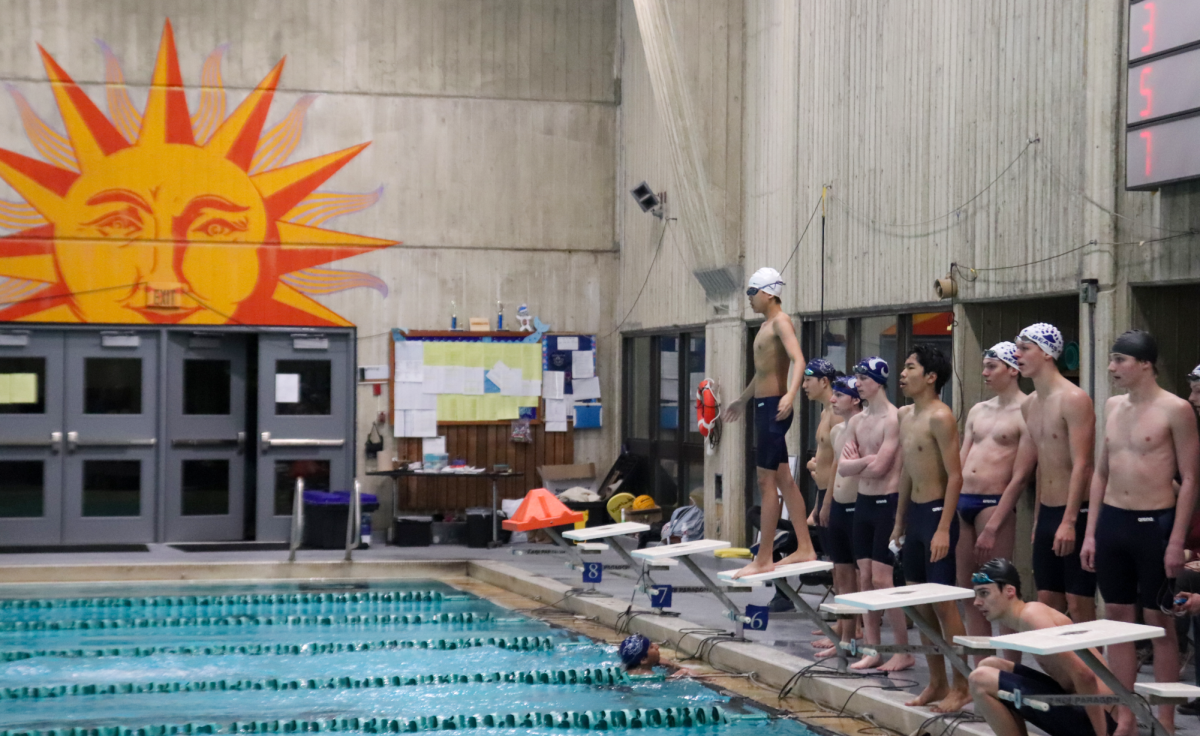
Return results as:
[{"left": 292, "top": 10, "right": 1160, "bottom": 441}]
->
[
  {"left": 462, "top": 368, "right": 485, "bottom": 395},
  {"left": 395, "top": 383, "right": 437, "bottom": 411},
  {"left": 545, "top": 398, "right": 568, "bottom": 422},
  {"left": 556, "top": 336, "right": 579, "bottom": 352},
  {"left": 486, "top": 361, "right": 510, "bottom": 392},
  {"left": 396, "top": 360, "right": 423, "bottom": 383},
  {"left": 501, "top": 367, "right": 524, "bottom": 396},
  {"left": 422, "top": 366, "right": 445, "bottom": 394},
  {"left": 442, "top": 366, "right": 465, "bottom": 394},
  {"left": 542, "top": 371, "right": 565, "bottom": 399},
  {"left": 411, "top": 412, "right": 439, "bottom": 438},
  {"left": 572, "top": 376, "right": 601, "bottom": 400},
  {"left": 571, "top": 351, "right": 594, "bottom": 379},
  {"left": 423, "top": 436, "right": 446, "bottom": 455},
  {"left": 523, "top": 379, "right": 542, "bottom": 397},
  {"left": 275, "top": 373, "right": 300, "bottom": 403},
  {"left": 545, "top": 421, "right": 568, "bottom": 433}
]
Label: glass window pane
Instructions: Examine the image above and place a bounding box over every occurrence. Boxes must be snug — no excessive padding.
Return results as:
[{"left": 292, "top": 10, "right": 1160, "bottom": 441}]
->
[
  {"left": 274, "top": 459, "right": 331, "bottom": 516},
  {"left": 656, "top": 457, "right": 679, "bottom": 507},
  {"left": 659, "top": 337, "right": 679, "bottom": 440},
  {"left": 628, "top": 337, "right": 652, "bottom": 439},
  {"left": 275, "top": 360, "right": 331, "bottom": 416},
  {"left": 911, "top": 312, "right": 955, "bottom": 406},
  {"left": 0, "top": 358, "right": 46, "bottom": 414},
  {"left": 858, "top": 316, "right": 898, "bottom": 405},
  {"left": 0, "top": 460, "right": 43, "bottom": 517},
  {"left": 686, "top": 335, "right": 706, "bottom": 439},
  {"left": 820, "top": 319, "right": 850, "bottom": 374},
  {"left": 182, "top": 459, "right": 230, "bottom": 516},
  {"left": 82, "top": 460, "right": 140, "bottom": 517},
  {"left": 184, "top": 360, "right": 231, "bottom": 415},
  {"left": 85, "top": 358, "right": 142, "bottom": 414}
]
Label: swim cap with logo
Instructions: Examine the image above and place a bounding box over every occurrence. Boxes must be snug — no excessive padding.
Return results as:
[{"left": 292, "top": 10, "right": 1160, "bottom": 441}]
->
[
  {"left": 853, "top": 357, "right": 889, "bottom": 386},
  {"left": 747, "top": 267, "right": 784, "bottom": 297},
  {"left": 1017, "top": 323, "right": 1064, "bottom": 360},
  {"left": 832, "top": 376, "right": 860, "bottom": 401},
  {"left": 1111, "top": 329, "right": 1158, "bottom": 364},
  {"left": 1190, "top": 365, "right": 1200, "bottom": 382},
  {"left": 983, "top": 341, "right": 1019, "bottom": 370},
  {"left": 804, "top": 358, "right": 837, "bottom": 379},
  {"left": 619, "top": 634, "right": 651, "bottom": 669}
]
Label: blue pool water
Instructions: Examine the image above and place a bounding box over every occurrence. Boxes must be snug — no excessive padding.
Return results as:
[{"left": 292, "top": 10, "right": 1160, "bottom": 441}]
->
[{"left": 0, "top": 580, "right": 818, "bottom": 736}]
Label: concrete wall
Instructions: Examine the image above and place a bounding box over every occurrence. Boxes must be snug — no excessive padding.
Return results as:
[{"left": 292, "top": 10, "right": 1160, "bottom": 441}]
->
[{"left": 0, "top": 0, "right": 622, "bottom": 492}]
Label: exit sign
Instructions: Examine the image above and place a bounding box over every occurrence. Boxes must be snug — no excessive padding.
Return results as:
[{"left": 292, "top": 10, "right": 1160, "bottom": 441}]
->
[{"left": 144, "top": 283, "right": 185, "bottom": 309}]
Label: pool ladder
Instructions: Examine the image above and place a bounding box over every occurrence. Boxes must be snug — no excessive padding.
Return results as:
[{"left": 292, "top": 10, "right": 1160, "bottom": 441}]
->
[{"left": 286, "top": 478, "right": 363, "bottom": 563}]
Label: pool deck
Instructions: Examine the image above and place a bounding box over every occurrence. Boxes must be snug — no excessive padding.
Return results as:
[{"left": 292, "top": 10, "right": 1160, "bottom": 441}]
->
[{"left": 0, "top": 539, "right": 1192, "bottom": 736}]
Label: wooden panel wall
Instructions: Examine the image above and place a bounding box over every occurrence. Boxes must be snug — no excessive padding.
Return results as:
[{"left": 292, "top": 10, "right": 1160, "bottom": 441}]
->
[
  {"left": 391, "top": 422, "right": 575, "bottom": 512},
  {"left": 1132, "top": 284, "right": 1200, "bottom": 398}
]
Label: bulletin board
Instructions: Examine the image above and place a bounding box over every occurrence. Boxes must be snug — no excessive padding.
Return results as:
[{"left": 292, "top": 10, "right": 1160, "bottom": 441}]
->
[{"left": 541, "top": 334, "right": 601, "bottom": 430}]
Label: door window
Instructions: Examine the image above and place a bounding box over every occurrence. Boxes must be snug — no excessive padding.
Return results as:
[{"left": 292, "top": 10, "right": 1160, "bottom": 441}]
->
[
  {"left": 182, "top": 459, "right": 230, "bottom": 516},
  {"left": 82, "top": 460, "right": 140, "bottom": 516},
  {"left": 273, "top": 459, "right": 330, "bottom": 515},
  {"left": 0, "top": 460, "right": 43, "bottom": 517},
  {"left": 184, "top": 360, "right": 232, "bottom": 415},
  {"left": 274, "top": 360, "right": 331, "bottom": 416},
  {"left": 0, "top": 357, "right": 45, "bottom": 414},
  {"left": 84, "top": 358, "right": 142, "bottom": 414}
]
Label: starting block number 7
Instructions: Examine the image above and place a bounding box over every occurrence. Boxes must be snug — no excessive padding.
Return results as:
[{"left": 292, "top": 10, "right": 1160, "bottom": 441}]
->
[{"left": 583, "top": 563, "right": 603, "bottom": 584}]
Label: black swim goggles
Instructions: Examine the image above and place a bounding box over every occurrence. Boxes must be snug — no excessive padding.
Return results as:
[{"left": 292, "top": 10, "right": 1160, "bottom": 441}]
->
[{"left": 746, "top": 282, "right": 783, "bottom": 297}]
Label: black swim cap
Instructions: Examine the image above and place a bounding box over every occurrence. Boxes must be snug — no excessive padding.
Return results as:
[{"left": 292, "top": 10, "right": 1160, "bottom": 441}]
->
[
  {"left": 1111, "top": 329, "right": 1158, "bottom": 364},
  {"left": 973, "top": 558, "right": 1021, "bottom": 596}
]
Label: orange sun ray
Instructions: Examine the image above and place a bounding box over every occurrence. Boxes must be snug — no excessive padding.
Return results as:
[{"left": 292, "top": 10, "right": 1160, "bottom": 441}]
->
[
  {"left": 38, "top": 46, "right": 130, "bottom": 170},
  {"left": 139, "top": 21, "right": 194, "bottom": 146},
  {"left": 205, "top": 59, "right": 285, "bottom": 172}
]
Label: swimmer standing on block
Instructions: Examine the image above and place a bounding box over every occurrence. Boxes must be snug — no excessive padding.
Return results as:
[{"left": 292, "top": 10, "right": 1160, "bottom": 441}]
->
[
  {"left": 725, "top": 267, "right": 816, "bottom": 578},
  {"left": 1079, "top": 330, "right": 1200, "bottom": 736},
  {"left": 1016, "top": 323, "right": 1097, "bottom": 623}
]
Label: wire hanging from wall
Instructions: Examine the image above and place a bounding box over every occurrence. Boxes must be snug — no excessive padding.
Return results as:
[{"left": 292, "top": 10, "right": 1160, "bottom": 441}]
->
[{"left": 603, "top": 218, "right": 672, "bottom": 339}]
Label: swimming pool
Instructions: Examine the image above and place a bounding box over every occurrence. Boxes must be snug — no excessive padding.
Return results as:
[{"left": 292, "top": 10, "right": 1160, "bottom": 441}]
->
[{"left": 0, "top": 580, "right": 820, "bottom": 736}]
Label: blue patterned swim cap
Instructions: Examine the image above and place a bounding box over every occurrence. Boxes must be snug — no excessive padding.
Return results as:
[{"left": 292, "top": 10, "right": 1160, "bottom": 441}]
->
[
  {"left": 853, "top": 357, "right": 889, "bottom": 386},
  {"left": 619, "top": 634, "right": 651, "bottom": 668},
  {"left": 1017, "top": 323, "right": 1063, "bottom": 360},
  {"left": 832, "top": 376, "right": 860, "bottom": 401},
  {"left": 804, "top": 358, "right": 837, "bottom": 379}
]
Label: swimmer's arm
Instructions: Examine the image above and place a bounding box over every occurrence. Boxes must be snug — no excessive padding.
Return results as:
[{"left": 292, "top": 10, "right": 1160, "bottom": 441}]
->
[
  {"left": 986, "top": 422, "right": 1037, "bottom": 535},
  {"left": 1061, "top": 392, "right": 1096, "bottom": 526},
  {"left": 1167, "top": 402, "right": 1200, "bottom": 567},
  {"left": 855, "top": 414, "right": 901, "bottom": 479},
  {"left": 837, "top": 417, "right": 860, "bottom": 477},
  {"left": 775, "top": 317, "right": 805, "bottom": 403},
  {"left": 891, "top": 452, "right": 911, "bottom": 541},
  {"left": 959, "top": 407, "right": 977, "bottom": 465},
  {"left": 932, "top": 411, "right": 963, "bottom": 535}
]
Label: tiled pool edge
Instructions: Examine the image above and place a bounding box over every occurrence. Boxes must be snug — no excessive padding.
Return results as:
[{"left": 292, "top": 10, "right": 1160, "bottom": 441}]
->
[{"left": 467, "top": 560, "right": 992, "bottom": 736}]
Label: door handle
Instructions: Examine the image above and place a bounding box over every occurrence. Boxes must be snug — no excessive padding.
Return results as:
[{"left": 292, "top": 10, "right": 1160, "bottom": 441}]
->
[
  {"left": 260, "top": 431, "right": 345, "bottom": 452},
  {"left": 171, "top": 438, "right": 241, "bottom": 449},
  {"left": 0, "top": 432, "right": 62, "bottom": 450},
  {"left": 66, "top": 432, "right": 156, "bottom": 451}
]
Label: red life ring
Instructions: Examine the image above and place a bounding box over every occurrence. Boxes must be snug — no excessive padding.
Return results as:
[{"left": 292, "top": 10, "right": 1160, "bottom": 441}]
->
[{"left": 695, "top": 378, "right": 720, "bottom": 438}]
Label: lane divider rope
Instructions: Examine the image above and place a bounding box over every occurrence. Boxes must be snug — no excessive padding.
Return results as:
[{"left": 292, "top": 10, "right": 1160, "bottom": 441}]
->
[
  {"left": 0, "top": 591, "right": 458, "bottom": 611},
  {"left": 0, "top": 612, "right": 489, "bottom": 633}
]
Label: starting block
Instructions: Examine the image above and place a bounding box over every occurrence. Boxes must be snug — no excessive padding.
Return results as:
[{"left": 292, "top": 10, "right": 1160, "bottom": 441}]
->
[
  {"left": 965, "top": 619, "right": 1176, "bottom": 733},
  {"left": 835, "top": 583, "right": 976, "bottom": 680},
  {"left": 632, "top": 540, "right": 761, "bottom": 634},
  {"left": 718, "top": 561, "right": 850, "bottom": 671},
  {"left": 562, "top": 522, "right": 662, "bottom": 583}
]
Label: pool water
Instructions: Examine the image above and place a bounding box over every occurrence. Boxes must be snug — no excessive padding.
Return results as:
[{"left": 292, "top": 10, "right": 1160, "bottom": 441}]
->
[{"left": 0, "top": 580, "right": 818, "bottom": 736}]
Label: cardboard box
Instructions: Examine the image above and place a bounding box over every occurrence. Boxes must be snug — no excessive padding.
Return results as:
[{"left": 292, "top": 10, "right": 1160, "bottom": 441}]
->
[{"left": 537, "top": 463, "right": 596, "bottom": 493}]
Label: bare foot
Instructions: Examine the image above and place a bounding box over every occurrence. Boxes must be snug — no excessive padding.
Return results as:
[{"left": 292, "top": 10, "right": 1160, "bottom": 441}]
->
[
  {"left": 878, "top": 654, "right": 915, "bottom": 672},
  {"left": 810, "top": 629, "right": 823, "bottom": 636},
  {"left": 850, "top": 654, "right": 882, "bottom": 670},
  {"left": 776, "top": 548, "right": 819, "bottom": 566},
  {"left": 906, "top": 683, "right": 949, "bottom": 708},
  {"left": 813, "top": 646, "right": 839, "bottom": 660},
  {"left": 930, "top": 687, "right": 972, "bottom": 714},
  {"left": 812, "top": 638, "right": 834, "bottom": 649},
  {"left": 730, "top": 559, "right": 774, "bottom": 579},
  {"left": 1110, "top": 716, "right": 1139, "bottom": 736}
]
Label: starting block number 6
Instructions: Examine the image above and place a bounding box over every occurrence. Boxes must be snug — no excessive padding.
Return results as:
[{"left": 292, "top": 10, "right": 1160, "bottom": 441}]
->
[
  {"left": 745, "top": 604, "right": 769, "bottom": 631},
  {"left": 583, "top": 562, "right": 603, "bottom": 584}
]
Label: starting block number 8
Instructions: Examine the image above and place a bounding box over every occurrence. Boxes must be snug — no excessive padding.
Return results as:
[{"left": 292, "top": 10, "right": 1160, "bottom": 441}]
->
[{"left": 583, "top": 563, "right": 603, "bottom": 584}]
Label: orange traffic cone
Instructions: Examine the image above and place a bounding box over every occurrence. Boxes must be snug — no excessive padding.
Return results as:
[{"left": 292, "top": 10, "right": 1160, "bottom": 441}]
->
[{"left": 502, "top": 488, "right": 585, "bottom": 532}]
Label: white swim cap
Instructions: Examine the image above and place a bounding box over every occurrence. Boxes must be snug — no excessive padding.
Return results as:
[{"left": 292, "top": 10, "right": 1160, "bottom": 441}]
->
[
  {"left": 984, "top": 341, "right": 1019, "bottom": 370},
  {"left": 748, "top": 267, "right": 784, "bottom": 297},
  {"left": 1017, "top": 323, "right": 1064, "bottom": 360}
]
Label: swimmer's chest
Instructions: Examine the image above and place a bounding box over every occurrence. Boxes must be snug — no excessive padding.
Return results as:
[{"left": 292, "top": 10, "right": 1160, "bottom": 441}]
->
[
  {"left": 1106, "top": 403, "right": 1172, "bottom": 454},
  {"left": 971, "top": 407, "right": 1021, "bottom": 447}
]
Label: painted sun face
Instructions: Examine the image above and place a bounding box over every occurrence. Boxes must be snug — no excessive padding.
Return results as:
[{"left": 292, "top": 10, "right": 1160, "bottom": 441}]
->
[{"left": 0, "top": 21, "right": 394, "bottom": 326}]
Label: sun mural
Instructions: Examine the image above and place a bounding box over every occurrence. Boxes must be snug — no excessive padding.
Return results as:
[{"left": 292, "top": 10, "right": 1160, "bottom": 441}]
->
[{"left": 0, "top": 20, "right": 395, "bottom": 326}]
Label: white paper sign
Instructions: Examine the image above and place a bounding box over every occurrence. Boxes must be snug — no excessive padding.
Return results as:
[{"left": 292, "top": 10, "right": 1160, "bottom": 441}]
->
[
  {"left": 571, "top": 351, "right": 594, "bottom": 379},
  {"left": 275, "top": 373, "right": 300, "bottom": 403},
  {"left": 556, "top": 336, "right": 579, "bottom": 351},
  {"left": 546, "top": 398, "right": 568, "bottom": 422},
  {"left": 396, "top": 360, "right": 423, "bottom": 383},
  {"left": 542, "top": 371, "right": 565, "bottom": 400},
  {"left": 410, "top": 411, "right": 439, "bottom": 438},
  {"left": 500, "top": 367, "right": 524, "bottom": 396},
  {"left": 546, "top": 421, "right": 568, "bottom": 433},
  {"left": 572, "top": 376, "right": 601, "bottom": 400},
  {"left": 442, "top": 366, "right": 465, "bottom": 394},
  {"left": 462, "top": 368, "right": 485, "bottom": 395},
  {"left": 486, "top": 361, "right": 510, "bottom": 392},
  {"left": 422, "top": 366, "right": 445, "bottom": 394},
  {"left": 395, "top": 383, "right": 437, "bottom": 411},
  {"left": 523, "top": 379, "right": 542, "bottom": 397},
  {"left": 423, "top": 436, "right": 446, "bottom": 455}
]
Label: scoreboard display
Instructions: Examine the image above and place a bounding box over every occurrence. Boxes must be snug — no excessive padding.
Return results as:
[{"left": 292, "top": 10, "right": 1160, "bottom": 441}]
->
[{"left": 1127, "top": 0, "right": 1200, "bottom": 189}]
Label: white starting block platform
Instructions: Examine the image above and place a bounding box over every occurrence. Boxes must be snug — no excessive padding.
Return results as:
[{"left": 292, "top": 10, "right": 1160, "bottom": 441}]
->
[
  {"left": 576, "top": 542, "right": 608, "bottom": 554},
  {"left": 835, "top": 583, "right": 973, "bottom": 610},
  {"left": 716, "top": 560, "right": 833, "bottom": 583},
  {"left": 631, "top": 539, "right": 730, "bottom": 560},
  {"left": 986, "top": 619, "right": 1163, "bottom": 656},
  {"left": 562, "top": 522, "right": 649, "bottom": 541}
]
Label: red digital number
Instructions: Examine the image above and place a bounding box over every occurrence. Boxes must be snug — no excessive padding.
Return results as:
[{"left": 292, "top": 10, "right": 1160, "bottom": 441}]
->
[
  {"left": 1143, "top": 2, "right": 1157, "bottom": 55},
  {"left": 1139, "top": 66, "right": 1154, "bottom": 118},
  {"left": 1141, "top": 129, "right": 1153, "bottom": 178}
]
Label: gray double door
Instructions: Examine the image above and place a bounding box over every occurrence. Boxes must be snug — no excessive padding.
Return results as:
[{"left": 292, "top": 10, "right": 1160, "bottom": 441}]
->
[{"left": 0, "top": 328, "right": 352, "bottom": 545}]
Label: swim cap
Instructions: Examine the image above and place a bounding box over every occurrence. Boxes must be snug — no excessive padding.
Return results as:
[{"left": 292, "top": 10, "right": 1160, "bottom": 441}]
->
[
  {"left": 606, "top": 493, "right": 635, "bottom": 523},
  {"left": 973, "top": 558, "right": 1022, "bottom": 595},
  {"left": 832, "top": 376, "right": 860, "bottom": 401},
  {"left": 619, "top": 634, "right": 651, "bottom": 669},
  {"left": 632, "top": 495, "right": 657, "bottom": 511},
  {"left": 853, "top": 357, "right": 889, "bottom": 386},
  {"left": 747, "top": 267, "right": 784, "bottom": 297},
  {"left": 1189, "top": 365, "right": 1200, "bottom": 382},
  {"left": 804, "top": 358, "right": 837, "bottom": 379},
  {"left": 983, "top": 341, "right": 1019, "bottom": 370},
  {"left": 1016, "top": 323, "right": 1064, "bottom": 360},
  {"left": 1111, "top": 329, "right": 1158, "bottom": 364}
]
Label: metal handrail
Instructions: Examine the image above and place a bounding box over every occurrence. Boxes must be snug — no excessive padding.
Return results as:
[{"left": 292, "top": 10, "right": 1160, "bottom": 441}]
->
[
  {"left": 287, "top": 477, "right": 305, "bottom": 562},
  {"left": 344, "top": 479, "right": 362, "bottom": 561}
]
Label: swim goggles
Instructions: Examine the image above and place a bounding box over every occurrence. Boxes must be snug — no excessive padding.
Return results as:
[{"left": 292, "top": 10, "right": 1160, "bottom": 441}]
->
[
  {"left": 970, "top": 572, "right": 996, "bottom": 586},
  {"left": 746, "top": 282, "right": 783, "bottom": 297}
]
